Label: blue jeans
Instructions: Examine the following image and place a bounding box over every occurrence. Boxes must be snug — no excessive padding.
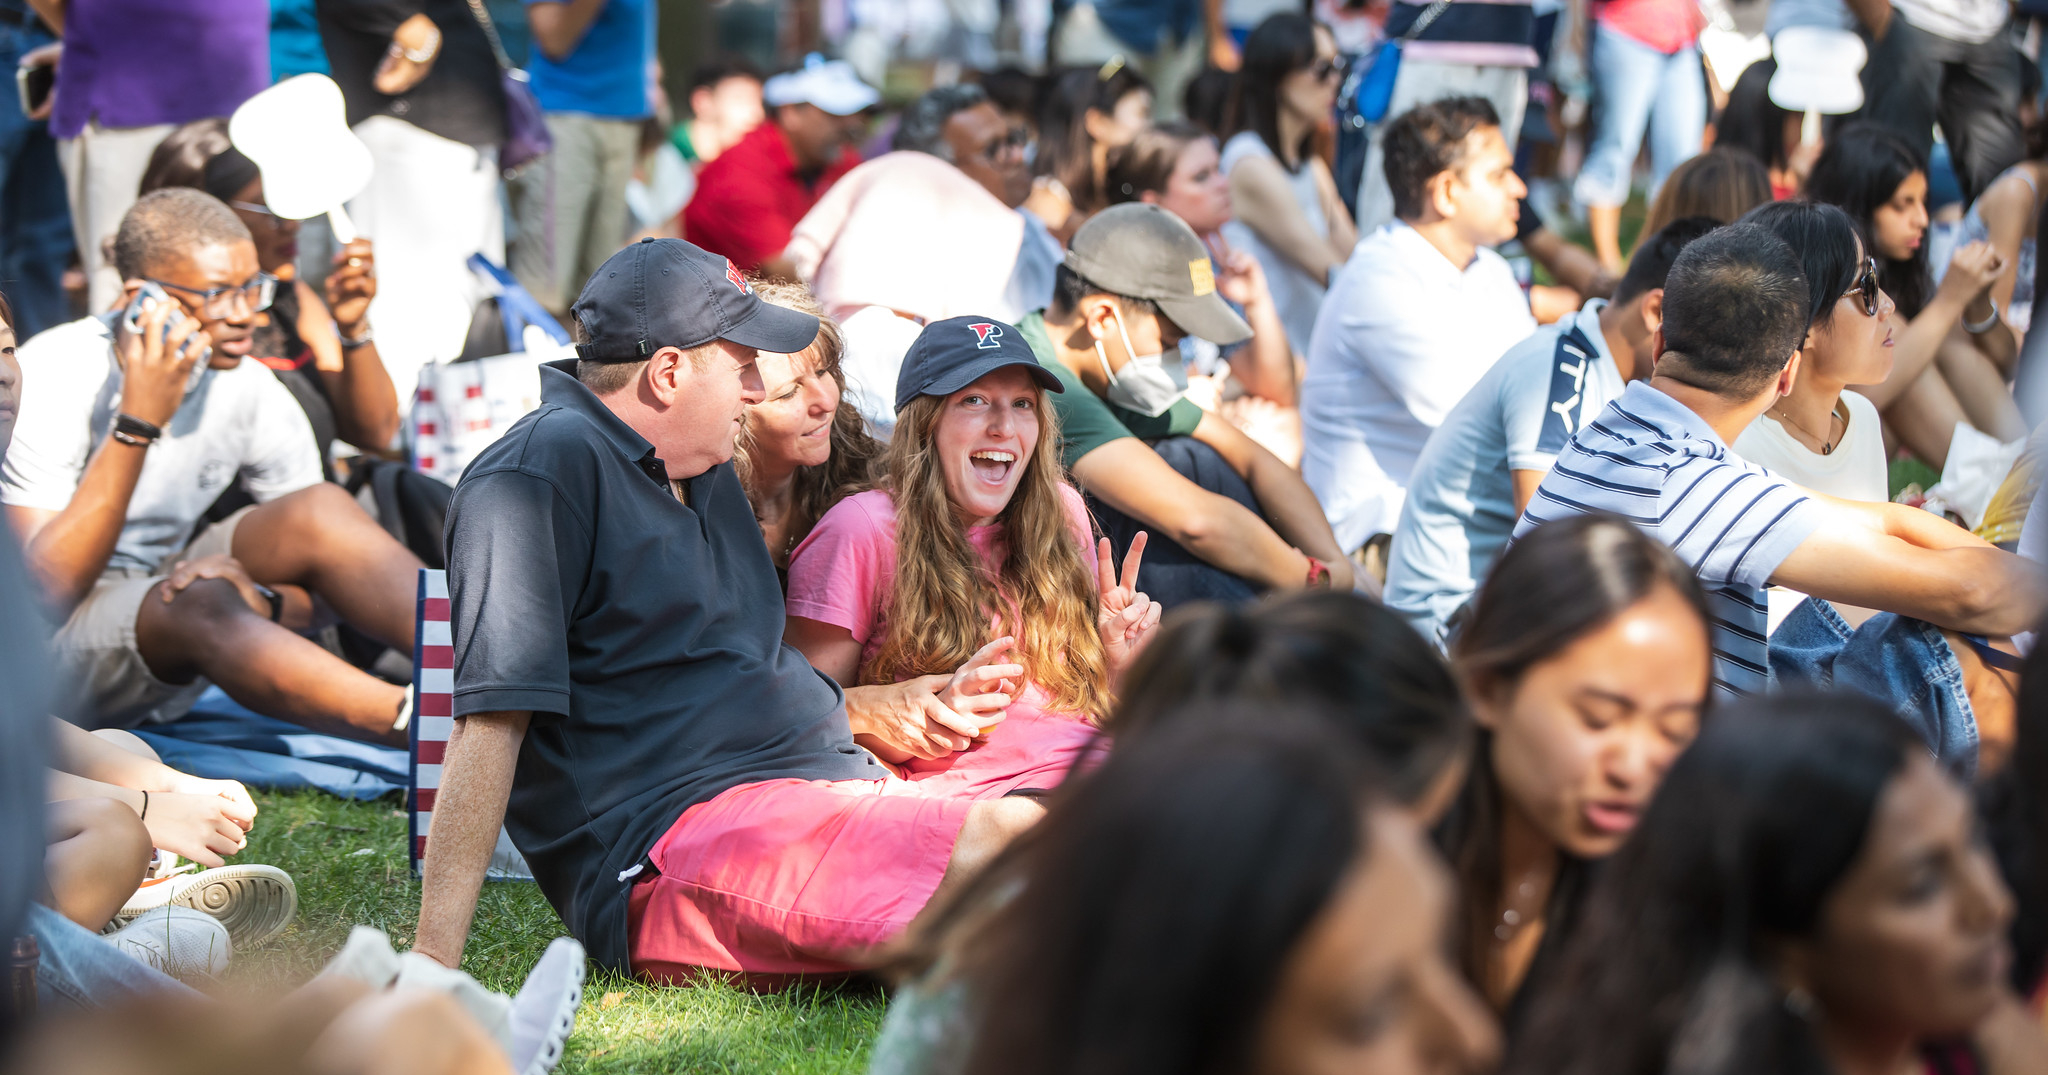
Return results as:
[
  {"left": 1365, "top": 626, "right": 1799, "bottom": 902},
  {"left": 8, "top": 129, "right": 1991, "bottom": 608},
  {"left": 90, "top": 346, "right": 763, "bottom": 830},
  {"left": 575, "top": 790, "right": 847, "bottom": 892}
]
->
[
  {"left": 26, "top": 903, "right": 200, "bottom": 1012},
  {"left": 1572, "top": 21, "right": 1707, "bottom": 209},
  {"left": 1769, "top": 598, "right": 1978, "bottom": 775},
  {"left": 0, "top": 16, "right": 74, "bottom": 339}
]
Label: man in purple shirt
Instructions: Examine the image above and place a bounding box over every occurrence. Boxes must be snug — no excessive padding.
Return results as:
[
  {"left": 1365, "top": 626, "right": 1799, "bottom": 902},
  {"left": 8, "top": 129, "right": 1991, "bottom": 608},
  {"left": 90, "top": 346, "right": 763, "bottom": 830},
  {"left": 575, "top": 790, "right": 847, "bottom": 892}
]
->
[{"left": 26, "top": 0, "right": 269, "bottom": 311}]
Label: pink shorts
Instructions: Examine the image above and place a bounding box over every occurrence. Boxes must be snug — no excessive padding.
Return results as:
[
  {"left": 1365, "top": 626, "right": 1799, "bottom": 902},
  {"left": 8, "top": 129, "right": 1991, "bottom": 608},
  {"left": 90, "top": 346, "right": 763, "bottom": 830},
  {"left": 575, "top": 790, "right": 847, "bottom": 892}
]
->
[{"left": 628, "top": 707, "right": 1104, "bottom": 982}]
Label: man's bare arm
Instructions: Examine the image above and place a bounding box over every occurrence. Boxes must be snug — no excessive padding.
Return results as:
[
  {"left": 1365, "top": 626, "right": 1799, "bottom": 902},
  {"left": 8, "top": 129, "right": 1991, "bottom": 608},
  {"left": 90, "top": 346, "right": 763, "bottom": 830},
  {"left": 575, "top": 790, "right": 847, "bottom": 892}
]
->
[
  {"left": 1511, "top": 469, "right": 1546, "bottom": 518},
  {"left": 1072, "top": 437, "right": 1317, "bottom": 590},
  {"left": 1190, "top": 413, "right": 1356, "bottom": 590},
  {"left": 526, "top": 0, "right": 608, "bottom": 61},
  {"left": 1771, "top": 498, "right": 2048, "bottom": 637},
  {"left": 413, "top": 710, "right": 530, "bottom": 968},
  {"left": 25, "top": 0, "right": 60, "bottom": 34}
]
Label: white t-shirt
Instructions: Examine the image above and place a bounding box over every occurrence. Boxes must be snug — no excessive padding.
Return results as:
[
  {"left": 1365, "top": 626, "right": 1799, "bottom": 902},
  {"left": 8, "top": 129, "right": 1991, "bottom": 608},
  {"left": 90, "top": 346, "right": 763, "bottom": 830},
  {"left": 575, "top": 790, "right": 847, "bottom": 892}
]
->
[
  {"left": 1301, "top": 221, "right": 1537, "bottom": 551},
  {"left": 1732, "top": 389, "right": 1888, "bottom": 502},
  {"left": 1, "top": 315, "right": 323, "bottom": 575},
  {"left": 1220, "top": 130, "right": 1330, "bottom": 357},
  {"left": 1893, "top": 0, "right": 2007, "bottom": 44},
  {"left": 1385, "top": 301, "right": 1625, "bottom": 645},
  {"left": 1732, "top": 389, "right": 1887, "bottom": 633}
]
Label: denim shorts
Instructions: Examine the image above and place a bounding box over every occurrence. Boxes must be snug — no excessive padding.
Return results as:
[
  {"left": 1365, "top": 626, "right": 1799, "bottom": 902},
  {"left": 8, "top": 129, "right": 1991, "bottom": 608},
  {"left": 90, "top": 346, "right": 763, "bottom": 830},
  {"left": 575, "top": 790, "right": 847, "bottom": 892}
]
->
[{"left": 1769, "top": 597, "right": 1976, "bottom": 775}]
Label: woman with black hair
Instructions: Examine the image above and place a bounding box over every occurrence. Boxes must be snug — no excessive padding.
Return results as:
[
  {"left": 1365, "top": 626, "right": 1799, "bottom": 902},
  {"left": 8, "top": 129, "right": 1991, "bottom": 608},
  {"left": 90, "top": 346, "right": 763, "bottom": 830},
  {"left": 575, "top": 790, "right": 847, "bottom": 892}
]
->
[
  {"left": 868, "top": 708, "right": 1499, "bottom": 1075},
  {"left": 1508, "top": 693, "right": 2020, "bottom": 1075},
  {"left": 1022, "top": 62, "right": 1154, "bottom": 242},
  {"left": 1804, "top": 126, "right": 2022, "bottom": 470},
  {"left": 1731, "top": 201, "right": 1896, "bottom": 501},
  {"left": 1222, "top": 13, "right": 1356, "bottom": 355},
  {"left": 1443, "top": 513, "right": 1713, "bottom": 1017},
  {"left": 1110, "top": 589, "right": 1472, "bottom": 819}
]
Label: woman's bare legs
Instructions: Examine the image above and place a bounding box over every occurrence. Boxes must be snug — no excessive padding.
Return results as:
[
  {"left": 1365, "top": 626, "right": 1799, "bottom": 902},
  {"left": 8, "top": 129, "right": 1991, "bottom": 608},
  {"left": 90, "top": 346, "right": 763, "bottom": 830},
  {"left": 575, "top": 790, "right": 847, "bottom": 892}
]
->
[
  {"left": 1885, "top": 366, "right": 1974, "bottom": 470},
  {"left": 1935, "top": 332, "right": 2028, "bottom": 442},
  {"left": 43, "top": 796, "right": 152, "bottom": 929}
]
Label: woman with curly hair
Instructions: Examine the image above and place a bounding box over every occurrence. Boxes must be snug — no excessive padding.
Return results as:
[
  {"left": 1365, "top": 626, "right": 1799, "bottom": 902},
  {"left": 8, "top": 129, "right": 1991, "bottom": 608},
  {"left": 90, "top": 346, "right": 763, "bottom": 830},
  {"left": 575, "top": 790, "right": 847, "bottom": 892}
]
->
[
  {"left": 784, "top": 315, "right": 1159, "bottom": 792},
  {"left": 734, "top": 281, "right": 886, "bottom": 576}
]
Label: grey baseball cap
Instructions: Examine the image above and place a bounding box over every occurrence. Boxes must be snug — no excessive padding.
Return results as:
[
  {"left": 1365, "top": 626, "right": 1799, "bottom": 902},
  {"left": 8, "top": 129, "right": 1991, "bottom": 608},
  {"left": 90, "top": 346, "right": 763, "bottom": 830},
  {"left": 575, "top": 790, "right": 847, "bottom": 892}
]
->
[{"left": 1062, "top": 203, "right": 1253, "bottom": 346}]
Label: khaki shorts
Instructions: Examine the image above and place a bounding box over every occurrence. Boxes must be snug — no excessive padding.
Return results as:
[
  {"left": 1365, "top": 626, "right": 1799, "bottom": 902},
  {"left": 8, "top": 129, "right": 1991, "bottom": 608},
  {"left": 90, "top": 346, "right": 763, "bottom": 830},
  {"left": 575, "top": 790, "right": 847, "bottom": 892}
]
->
[{"left": 54, "top": 507, "right": 253, "bottom": 729}]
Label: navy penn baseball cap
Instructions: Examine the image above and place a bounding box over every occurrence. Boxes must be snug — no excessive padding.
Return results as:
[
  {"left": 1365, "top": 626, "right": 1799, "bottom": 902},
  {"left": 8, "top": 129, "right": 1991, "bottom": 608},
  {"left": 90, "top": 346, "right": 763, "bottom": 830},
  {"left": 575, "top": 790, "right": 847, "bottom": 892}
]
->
[
  {"left": 894, "top": 315, "right": 1063, "bottom": 414},
  {"left": 571, "top": 237, "right": 819, "bottom": 360}
]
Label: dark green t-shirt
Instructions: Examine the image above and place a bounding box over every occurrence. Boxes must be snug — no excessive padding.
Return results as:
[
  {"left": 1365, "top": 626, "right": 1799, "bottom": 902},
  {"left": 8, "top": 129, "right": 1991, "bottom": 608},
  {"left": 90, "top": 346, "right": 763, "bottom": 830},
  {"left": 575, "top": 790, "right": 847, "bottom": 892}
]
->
[{"left": 1018, "top": 311, "right": 1205, "bottom": 470}]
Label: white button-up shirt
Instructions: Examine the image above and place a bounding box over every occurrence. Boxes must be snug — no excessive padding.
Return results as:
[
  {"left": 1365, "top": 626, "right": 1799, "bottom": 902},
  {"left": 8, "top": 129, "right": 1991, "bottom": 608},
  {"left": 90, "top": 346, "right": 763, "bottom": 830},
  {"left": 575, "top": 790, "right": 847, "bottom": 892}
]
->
[{"left": 1300, "top": 220, "right": 1536, "bottom": 552}]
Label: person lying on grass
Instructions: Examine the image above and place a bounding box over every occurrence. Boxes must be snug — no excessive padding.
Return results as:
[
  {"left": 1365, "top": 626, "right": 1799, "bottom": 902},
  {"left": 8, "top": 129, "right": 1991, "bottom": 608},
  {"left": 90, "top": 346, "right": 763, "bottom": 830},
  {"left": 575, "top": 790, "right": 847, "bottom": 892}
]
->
[
  {"left": 785, "top": 316, "right": 1161, "bottom": 791},
  {"left": 416, "top": 240, "right": 1047, "bottom": 985}
]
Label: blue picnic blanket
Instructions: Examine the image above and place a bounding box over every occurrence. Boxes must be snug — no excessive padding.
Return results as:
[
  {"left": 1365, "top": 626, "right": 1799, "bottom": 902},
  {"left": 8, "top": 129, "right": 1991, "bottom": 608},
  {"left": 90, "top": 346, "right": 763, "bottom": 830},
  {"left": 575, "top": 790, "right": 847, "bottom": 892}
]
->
[{"left": 132, "top": 688, "right": 407, "bottom": 800}]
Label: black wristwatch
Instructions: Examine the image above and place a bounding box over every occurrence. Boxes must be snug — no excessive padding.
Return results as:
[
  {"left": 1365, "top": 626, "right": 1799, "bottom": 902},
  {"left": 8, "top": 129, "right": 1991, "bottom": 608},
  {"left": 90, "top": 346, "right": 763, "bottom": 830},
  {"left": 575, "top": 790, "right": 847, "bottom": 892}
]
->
[
  {"left": 110, "top": 413, "right": 162, "bottom": 448},
  {"left": 253, "top": 583, "right": 284, "bottom": 622}
]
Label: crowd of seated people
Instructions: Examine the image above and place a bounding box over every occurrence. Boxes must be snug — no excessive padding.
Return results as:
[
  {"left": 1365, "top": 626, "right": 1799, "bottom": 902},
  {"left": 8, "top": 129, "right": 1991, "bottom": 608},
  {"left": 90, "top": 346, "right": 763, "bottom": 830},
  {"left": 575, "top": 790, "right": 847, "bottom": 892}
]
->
[{"left": 15, "top": 8, "right": 2048, "bottom": 1075}]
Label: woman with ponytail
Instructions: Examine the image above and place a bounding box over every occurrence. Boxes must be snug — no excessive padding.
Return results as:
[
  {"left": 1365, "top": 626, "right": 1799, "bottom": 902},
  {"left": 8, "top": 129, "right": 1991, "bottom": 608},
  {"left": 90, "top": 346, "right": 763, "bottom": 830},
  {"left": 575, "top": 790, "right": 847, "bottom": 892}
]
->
[{"left": 784, "top": 316, "right": 1160, "bottom": 794}]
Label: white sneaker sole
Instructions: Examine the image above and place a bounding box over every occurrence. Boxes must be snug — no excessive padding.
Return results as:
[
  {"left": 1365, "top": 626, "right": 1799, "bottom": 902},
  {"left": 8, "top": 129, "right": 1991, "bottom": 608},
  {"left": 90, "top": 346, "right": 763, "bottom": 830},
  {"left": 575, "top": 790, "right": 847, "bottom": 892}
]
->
[
  {"left": 109, "top": 865, "right": 298, "bottom": 950},
  {"left": 513, "top": 937, "right": 586, "bottom": 1075}
]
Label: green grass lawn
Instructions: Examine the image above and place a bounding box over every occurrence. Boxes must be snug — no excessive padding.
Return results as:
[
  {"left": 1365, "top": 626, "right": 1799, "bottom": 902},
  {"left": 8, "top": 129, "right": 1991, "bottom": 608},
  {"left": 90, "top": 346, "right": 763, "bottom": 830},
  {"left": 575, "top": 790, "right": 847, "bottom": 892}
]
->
[{"left": 226, "top": 790, "right": 886, "bottom": 1074}]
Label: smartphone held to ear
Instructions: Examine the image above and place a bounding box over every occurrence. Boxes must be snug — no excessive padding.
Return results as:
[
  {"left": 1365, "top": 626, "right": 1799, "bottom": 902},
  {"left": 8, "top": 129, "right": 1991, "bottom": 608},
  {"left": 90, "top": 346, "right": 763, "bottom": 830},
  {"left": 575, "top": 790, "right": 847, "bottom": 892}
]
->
[{"left": 120, "top": 282, "right": 211, "bottom": 395}]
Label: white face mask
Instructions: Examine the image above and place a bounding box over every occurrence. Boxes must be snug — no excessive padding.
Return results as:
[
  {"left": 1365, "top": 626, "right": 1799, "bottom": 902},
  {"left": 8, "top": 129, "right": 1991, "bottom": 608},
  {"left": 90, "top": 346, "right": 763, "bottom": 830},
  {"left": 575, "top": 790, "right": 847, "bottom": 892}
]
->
[{"left": 1093, "top": 306, "right": 1187, "bottom": 417}]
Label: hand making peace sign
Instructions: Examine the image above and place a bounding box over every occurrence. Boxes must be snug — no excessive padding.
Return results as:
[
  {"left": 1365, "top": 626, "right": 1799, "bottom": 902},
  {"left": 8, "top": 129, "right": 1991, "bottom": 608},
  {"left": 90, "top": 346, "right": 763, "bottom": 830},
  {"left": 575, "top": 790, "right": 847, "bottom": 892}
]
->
[{"left": 1098, "top": 533, "right": 1163, "bottom": 679}]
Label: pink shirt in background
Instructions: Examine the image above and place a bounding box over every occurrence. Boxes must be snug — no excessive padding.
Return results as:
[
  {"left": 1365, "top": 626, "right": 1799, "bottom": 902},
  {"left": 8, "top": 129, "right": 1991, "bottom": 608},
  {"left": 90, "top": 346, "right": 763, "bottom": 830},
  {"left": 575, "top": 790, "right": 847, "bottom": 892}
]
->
[
  {"left": 785, "top": 485, "right": 1098, "bottom": 719},
  {"left": 1598, "top": 0, "right": 1704, "bottom": 54}
]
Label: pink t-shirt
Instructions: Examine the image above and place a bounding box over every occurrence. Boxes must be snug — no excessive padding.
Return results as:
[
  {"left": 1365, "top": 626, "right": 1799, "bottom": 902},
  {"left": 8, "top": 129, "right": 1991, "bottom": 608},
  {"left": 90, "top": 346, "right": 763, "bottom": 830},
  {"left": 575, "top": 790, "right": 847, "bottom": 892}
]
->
[
  {"left": 784, "top": 485, "right": 1098, "bottom": 716},
  {"left": 1598, "top": 0, "right": 1703, "bottom": 54}
]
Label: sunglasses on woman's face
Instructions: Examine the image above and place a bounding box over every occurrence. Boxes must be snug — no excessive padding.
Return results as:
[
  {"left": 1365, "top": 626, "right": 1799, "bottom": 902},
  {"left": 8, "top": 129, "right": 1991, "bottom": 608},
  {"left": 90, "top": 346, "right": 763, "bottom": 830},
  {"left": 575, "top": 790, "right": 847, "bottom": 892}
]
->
[
  {"left": 1845, "top": 255, "right": 1881, "bottom": 316},
  {"left": 1311, "top": 57, "right": 1347, "bottom": 82}
]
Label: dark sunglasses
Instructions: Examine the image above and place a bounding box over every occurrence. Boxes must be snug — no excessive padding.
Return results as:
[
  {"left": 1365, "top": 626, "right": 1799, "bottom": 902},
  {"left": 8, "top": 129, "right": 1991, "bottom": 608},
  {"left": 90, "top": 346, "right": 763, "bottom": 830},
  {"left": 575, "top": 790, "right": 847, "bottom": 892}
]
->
[
  {"left": 1845, "top": 255, "right": 1881, "bottom": 317},
  {"left": 979, "top": 126, "right": 1031, "bottom": 162},
  {"left": 1312, "top": 57, "right": 1348, "bottom": 81}
]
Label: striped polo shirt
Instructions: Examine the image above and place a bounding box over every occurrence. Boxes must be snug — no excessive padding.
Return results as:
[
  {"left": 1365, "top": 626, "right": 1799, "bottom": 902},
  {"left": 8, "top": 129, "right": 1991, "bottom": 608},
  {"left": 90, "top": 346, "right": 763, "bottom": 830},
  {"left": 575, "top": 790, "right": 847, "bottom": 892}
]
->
[{"left": 1510, "top": 381, "right": 1821, "bottom": 697}]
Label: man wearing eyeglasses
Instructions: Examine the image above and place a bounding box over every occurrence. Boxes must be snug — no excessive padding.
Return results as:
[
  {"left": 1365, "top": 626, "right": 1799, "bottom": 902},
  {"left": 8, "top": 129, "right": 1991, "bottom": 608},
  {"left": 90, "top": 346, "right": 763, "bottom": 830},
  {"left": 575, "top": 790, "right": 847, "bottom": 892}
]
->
[{"left": 1, "top": 188, "right": 423, "bottom": 744}]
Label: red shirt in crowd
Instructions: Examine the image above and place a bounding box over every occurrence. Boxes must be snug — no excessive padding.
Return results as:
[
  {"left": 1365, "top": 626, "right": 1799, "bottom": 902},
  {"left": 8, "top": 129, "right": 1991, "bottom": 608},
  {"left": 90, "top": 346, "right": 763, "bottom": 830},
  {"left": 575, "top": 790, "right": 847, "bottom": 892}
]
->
[{"left": 682, "top": 121, "right": 861, "bottom": 273}]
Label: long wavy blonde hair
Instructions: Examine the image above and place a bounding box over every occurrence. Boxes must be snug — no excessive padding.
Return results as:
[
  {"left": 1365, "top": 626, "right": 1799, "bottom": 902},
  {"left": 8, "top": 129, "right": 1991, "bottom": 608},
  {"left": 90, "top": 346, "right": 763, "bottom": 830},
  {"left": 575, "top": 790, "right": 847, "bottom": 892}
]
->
[{"left": 864, "top": 385, "right": 1111, "bottom": 720}]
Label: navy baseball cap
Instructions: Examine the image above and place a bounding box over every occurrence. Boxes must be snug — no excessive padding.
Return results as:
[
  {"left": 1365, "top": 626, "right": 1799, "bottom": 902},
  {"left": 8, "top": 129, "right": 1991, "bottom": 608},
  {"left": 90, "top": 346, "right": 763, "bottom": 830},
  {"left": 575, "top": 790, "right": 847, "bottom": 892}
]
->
[
  {"left": 571, "top": 237, "right": 819, "bottom": 361},
  {"left": 894, "top": 315, "right": 1064, "bottom": 414}
]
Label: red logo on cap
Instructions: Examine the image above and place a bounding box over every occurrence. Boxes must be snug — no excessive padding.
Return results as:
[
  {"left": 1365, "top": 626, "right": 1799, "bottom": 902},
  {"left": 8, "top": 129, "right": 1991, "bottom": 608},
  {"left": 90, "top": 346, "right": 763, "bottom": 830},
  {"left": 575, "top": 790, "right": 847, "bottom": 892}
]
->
[
  {"left": 968, "top": 322, "right": 1004, "bottom": 349},
  {"left": 725, "top": 260, "right": 751, "bottom": 294}
]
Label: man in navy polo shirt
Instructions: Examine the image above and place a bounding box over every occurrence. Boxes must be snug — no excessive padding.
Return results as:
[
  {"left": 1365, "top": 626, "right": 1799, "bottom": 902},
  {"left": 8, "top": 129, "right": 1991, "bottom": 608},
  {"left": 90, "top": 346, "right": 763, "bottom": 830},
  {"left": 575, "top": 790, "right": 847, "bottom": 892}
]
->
[{"left": 413, "top": 238, "right": 1044, "bottom": 979}]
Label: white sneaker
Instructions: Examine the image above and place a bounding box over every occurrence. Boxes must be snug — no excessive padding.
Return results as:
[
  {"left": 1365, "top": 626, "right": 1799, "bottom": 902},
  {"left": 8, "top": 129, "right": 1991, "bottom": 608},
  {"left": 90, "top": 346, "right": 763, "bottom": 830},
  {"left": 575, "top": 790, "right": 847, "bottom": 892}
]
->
[
  {"left": 108, "top": 864, "right": 297, "bottom": 949},
  {"left": 102, "top": 905, "right": 232, "bottom": 981},
  {"left": 386, "top": 938, "right": 584, "bottom": 1075},
  {"left": 506, "top": 937, "right": 585, "bottom": 1075},
  {"left": 315, "top": 925, "right": 404, "bottom": 990},
  {"left": 394, "top": 950, "right": 513, "bottom": 1045}
]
